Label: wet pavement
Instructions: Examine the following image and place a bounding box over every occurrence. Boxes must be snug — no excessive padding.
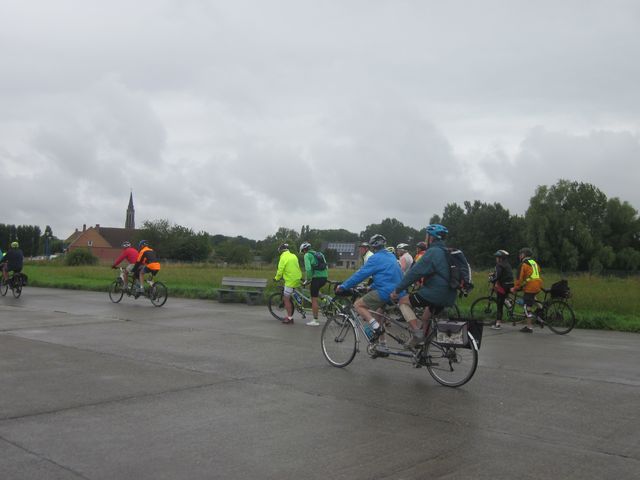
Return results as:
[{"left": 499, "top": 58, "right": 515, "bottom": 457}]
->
[{"left": 1, "top": 288, "right": 639, "bottom": 479}]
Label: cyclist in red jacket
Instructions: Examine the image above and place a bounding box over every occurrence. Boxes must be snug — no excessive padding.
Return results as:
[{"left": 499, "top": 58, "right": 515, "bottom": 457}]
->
[{"left": 111, "top": 241, "right": 138, "bottom": 289}]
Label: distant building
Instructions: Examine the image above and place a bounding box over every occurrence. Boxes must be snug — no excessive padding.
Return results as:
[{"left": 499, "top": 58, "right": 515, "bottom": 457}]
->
[
  {"left": 65, "top": 194, "right": 138, "bottom": 261},
  {"left": 321, "top": 242, "right": 359, "bottom": 269}
]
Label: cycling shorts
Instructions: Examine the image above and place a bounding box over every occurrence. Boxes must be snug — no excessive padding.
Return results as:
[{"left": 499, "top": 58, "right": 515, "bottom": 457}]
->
[
  {"left": 283, "top": 286, "right": 295, "bottom": 297},
  {"left": 358, "top": 289, "right": 386, "bottom": 311},
  {"left": 309, "top": 277, "right": 327, "bottom": 297},
  {"left": 408, "top": 293, "right": 444, "bottom": 316}
]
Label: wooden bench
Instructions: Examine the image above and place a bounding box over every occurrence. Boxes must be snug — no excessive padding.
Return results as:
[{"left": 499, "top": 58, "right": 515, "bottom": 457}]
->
[{"left": 218, "top": 277, "right": 269, "bottom": 305}]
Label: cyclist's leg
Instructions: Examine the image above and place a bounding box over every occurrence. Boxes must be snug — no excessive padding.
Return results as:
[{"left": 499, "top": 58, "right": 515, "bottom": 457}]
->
[
  {"left": 1, "top": 263, "right": 8, "bottom": 283},
  {"left": 398, "top": 294, "right": 419, "bottom": 331},
  {"left": 309, "top": 278, "right": 327, "bottom": 322},
  {"left": 523, "top": 292, "right": 537, "bottom": 329},
  {"left": 282, "top": 285, "right": 295, "bottom": 322},
  {"left": 495, "top": 291, "right": 506, "bottom": 325},
  {"left": 355, "top": 290, "right": 385, "bottom": 332}
]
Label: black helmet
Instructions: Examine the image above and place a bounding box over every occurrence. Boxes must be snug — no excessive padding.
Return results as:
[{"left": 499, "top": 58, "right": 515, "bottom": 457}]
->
[
  {"left": 278, "top": 243, "right": 289, "bottom": 253},
  {"left": 138, "top": 240, "right": 148, "bottom": 249},
  {"left": 519, "top": 247, "right": 533, "bottom": 257},
  {"left": 494, "top": 249, "right": 509, "bottom": 257},
  {"left": 369, "top": 234, "right": 387, "bottom": 250},
  {"left": 416, "top": 241, "right": 427, "bottom": 252}
]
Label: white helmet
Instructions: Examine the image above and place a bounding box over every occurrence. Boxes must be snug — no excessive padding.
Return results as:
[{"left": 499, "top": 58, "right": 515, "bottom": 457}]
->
[
  {"left": 299, "top": 242, "right": 312, "bottom": 253},
  {"left": 396, "top": 243, "right": 409, "bottom": 251}
]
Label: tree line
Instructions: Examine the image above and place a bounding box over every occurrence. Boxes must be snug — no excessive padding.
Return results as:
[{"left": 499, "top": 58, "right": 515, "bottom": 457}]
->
[{"left": 7, "top": 179, "right": 640, "bottom": 273}]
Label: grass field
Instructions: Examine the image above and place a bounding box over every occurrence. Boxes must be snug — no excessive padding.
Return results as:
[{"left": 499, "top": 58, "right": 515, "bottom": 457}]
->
[{"left": 19, "top": 262, "right": 640, "bottom": 332}]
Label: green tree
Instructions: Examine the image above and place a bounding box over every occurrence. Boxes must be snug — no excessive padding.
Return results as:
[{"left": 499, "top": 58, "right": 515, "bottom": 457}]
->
[{"left": 360, "top": 218, "right": 421, "bottom": 248}]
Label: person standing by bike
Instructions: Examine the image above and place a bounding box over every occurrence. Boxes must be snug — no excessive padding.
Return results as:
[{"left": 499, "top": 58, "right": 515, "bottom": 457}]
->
[
  {"left": 391, "top": 224, "right": 457, "bottom": 347},
  {"left": 111, "top": 241, "right": 138, "bottom": 290},
  {"left": 336, "top": 234, "right": 406, "bottom": 352},
  {"left": 299, "top": 242, "right": 328, "bottom": 327},
  {"left": 396, "top": 243, "right": 413, "bottom": 273},
  {"left": 358, "top": 241, "right": 373, "bottom": 265},
  {"left": 1, "top": 242, "right": 24, "bottom": 285},
  {"left": 134, "top": 240, "right": 161, "bottom": 294},
  {"left": 490, "top": 250, "right": 514, "bottom": 330},
  {"left": 511, "top": 247, "right": 543, "bottom": 333},
  {"left": 273, "top": 243, "right": 302, "bottom": 325}
]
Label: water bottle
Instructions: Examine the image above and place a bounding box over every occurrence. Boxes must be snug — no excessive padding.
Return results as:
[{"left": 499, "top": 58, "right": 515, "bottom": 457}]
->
[
  {"left": 516, "top": 298, "right": 524, "bottom": 306},
  {"left": 292, "top": 291, "right": 302, "bottom": 303},
  {"left": 363, "top": 323, "right": 374, "bottom": 339}
]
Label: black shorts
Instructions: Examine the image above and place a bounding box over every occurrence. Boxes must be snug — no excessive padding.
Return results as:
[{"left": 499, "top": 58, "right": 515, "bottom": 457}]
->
[
  {"left": 408, "top": 293, "right": 444, "bottom": 316},
  {"left": 523, "top": 292, "right": 538, "bottom": 306},
  {"left": 309, "top": 277, "right": 327, "bottom": 297},
  {"left": 2, "top": 264, "right": 21, "bottom": 273}
]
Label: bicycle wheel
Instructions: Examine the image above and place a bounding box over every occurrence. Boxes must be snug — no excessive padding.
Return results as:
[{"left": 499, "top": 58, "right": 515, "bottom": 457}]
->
[
  {"left": 108, "top": 280, "right": 125, "bottom": 303},
  {"left": 470, "top": 296, "right": 499, "bottom": 326},
  {"left": 321, "top": 314, "right": 357, "bottom": 367},
  {"left": 149, "top": 282, "right": 168, "bottom": 307},
  {"left": 543, "top": 300, "right": 576, "bottom": 335},
  {"left": 12, "top": 277, "right": 22, "bottom": 298},
  {"left": 267, "top": 292, "right": 286, "bottom": 321},
  {"left": 424, "top": 333, "right": 478, "bottom": 387}
]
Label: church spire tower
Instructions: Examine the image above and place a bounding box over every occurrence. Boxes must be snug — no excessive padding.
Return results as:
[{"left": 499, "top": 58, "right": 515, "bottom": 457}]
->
[{"left": 125, "top": 192, "right": 135, "bottom": 229}]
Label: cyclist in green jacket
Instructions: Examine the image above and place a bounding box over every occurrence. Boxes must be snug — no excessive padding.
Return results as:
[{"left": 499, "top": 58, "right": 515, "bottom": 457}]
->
[
  {"left": 273, "top": 243, "right": 302, "bottom": 325},
  {"left": 299, "top": 242, "right": 329, "bottom": 327}
]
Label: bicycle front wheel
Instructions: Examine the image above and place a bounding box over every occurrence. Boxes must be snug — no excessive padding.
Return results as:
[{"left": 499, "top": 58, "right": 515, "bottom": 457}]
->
[
  {"left": 108, "top": 280, "right": 124, "bottom": 303},
  {"left": 321, "top": 314, "right": 357, "bottom": 367},
  {"left": 267, "top": 292, "right": 286, "bottom": 321},
  {"left": 149, "top": 282, "right": 168, "bottom": 307},
  {"left": 470, "top": 296, "right": 499, "bottom": 326},
  {"left": 424, "top": 334, "right": 478, "bottom": 387},
  {"left": 544, "top": 300, "right": 576, "bottom": 335}
]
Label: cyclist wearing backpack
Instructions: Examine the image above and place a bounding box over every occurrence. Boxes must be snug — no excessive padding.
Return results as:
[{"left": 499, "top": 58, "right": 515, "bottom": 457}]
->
[
  {"left": 511, "top": 247, "right": 543, "bottom": 333},
  {"left": 490, "top": 250, "right": 514, "bottom": 330},
  {"left": 299, "top": 242, "right": 328, "bottom": 327},
  {"left": 391, "top": 224, "right": 457, "bottom": 347}
]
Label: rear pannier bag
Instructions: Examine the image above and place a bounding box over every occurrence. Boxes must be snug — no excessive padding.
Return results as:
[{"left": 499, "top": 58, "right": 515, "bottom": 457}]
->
[{"left": 436, "top": 320, "right": 468, "bottom": 346}]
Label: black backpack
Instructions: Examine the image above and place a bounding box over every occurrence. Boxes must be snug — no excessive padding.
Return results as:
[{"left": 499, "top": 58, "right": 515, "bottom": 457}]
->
[
  {"left": 311, "top": 251, "right": 327, "bottom": 271},
  {"left": 437, "top": 246, "right": 474, "bottom": 297}
]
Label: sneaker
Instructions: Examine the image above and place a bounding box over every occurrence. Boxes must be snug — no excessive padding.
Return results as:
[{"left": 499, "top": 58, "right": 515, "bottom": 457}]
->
[
  {"left": 491, "top": 324, "right": 502, "bottom": 330},
  {"left": 306, "top": 319, "right": 320, "bottom": 327},
  {"left": 520, "top": 326, "right": 533, "bottom": 333},
  {"left": 282, "top": 316, "right": 294, "bottom": 325},
  {"left": 406, "top": 330, "right": 425, "bottom": 349},
  {"left": 373, "top": 342, "right": 390, "bottom": 358}
]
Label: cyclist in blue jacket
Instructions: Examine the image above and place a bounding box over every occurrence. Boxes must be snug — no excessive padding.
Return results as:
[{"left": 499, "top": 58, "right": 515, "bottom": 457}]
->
[{"left": 337, "top": 234, "right": 407, "bottom": 352}]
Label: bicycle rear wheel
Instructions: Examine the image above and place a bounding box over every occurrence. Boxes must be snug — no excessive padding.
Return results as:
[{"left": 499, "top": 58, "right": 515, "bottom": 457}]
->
[
  {"left": 470, "top": 296, "right": 499, "bottom": 326},
  {"left": 321, "top": 314, "right": 357, "bottom": 367},
  {"left": 543, "top": 300, "right": 576, "bottom": 335},
  {"left": 108, "top": 280, "right": 125, "bottom": 303},
  {"left": 424, "top": 334, "right": 478, "bottom": 387},
  {"left": 149, "top": 282, "right": 168, "bottom": 307},
  {"left": 267, "top": 292, "right": 286, "bottom": 321},
  {"left": 12, "top": 277, "right": 22, "bottom": 298}
]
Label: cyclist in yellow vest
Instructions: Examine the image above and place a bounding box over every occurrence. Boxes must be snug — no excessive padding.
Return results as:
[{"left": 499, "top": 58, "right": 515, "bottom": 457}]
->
[
  {"left": 273, "top": 243, "right": 302, "bottom": 325},
  {"left": 511, "top": 247, "right": 543, "bottom": 333}
]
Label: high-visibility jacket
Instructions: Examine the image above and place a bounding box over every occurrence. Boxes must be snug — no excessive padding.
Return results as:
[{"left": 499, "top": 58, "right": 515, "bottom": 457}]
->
[
  {"left": 274, "top": 250, "right": 302, "bottom": 288},
  {"left": 137, "top": 246, "right": 161, "bottom": 271},
  {"left": 515, "top": 258, "right": 542, "bottom": 293}
]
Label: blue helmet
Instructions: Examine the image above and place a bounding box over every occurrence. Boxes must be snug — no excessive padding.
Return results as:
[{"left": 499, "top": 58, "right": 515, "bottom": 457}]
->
[
  {"left": 425, "top": 224, "right": 448, "bottom": 240},
  {"left": 138, "top": 240, "right": 148, "bottom": 249}
]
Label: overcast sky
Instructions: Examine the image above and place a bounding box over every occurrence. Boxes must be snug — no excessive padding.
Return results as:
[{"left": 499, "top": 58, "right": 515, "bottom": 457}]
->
[{"left": 1, "top": 0, "right": 639, "bottom": 241}]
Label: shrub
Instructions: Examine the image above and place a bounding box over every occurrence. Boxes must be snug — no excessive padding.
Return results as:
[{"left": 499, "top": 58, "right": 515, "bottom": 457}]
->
[{"left": 65, "top": 248, "right": 98, "bottom": 266}]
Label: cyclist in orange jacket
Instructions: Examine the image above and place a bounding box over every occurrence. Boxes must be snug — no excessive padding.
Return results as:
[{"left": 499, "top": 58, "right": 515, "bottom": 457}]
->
[
  {"left": 511, "top": 247, "right": 543, "bottom": 333},
  {"left": 134, "top": 240, "right": 161, "bottom": 293}
]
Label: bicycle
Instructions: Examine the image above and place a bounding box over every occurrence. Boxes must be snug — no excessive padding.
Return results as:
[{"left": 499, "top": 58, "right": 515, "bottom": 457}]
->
[
  {"left": 320, "top": 287, "right": 482, "bottom": 387},
  {"left": 0, "top": 271, "right": 27, "bottom": 298},
  {"left": 267, "top": 280, "right": 342, "bottom": 322},
  {"left": 108, "top": 267, "right": 168, "bottom": 307},
  {"left": 470, "top": 279, "right": 575, "bottom": 334}
]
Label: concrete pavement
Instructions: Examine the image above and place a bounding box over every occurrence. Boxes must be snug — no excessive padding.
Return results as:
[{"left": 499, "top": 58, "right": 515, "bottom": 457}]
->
[{"left": 1, "top": 288, "right": 638, "bottom": 479}]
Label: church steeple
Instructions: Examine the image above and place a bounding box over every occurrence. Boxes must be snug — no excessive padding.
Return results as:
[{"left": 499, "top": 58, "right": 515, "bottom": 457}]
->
[{"left": 125, "top": 192, "right": 135, "bottom": 229}]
